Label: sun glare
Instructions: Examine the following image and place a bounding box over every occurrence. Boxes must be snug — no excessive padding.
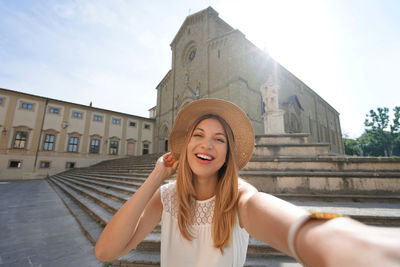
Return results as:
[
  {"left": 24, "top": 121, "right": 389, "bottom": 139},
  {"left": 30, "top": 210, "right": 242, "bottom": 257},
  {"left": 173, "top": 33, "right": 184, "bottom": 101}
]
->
[{"left": 219, "top": 0, "right": 339, "bottom": 84}]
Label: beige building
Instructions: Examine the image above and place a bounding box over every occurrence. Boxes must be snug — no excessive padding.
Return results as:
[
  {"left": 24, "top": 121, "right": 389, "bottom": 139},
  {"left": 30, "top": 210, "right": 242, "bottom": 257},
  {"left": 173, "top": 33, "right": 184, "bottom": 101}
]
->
[
  {"left": 0, "top": 88, "right": 155, "bottom": 180},
  {"left": 154, "top": 7, "right": 344, "bottom": 154}
]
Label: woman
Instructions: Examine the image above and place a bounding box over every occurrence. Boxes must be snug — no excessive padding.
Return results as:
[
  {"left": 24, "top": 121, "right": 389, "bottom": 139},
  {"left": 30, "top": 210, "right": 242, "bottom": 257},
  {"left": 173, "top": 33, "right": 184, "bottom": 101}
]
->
[{"left": 95, "top": 99, "right": 400, "bottom": 266}]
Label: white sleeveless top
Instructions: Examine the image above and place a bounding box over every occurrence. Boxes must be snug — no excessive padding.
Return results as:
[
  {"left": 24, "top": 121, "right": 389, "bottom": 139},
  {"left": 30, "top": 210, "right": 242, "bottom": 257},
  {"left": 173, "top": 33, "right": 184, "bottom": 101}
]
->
[{"left": 160, "top": 182, "right": 249, "bottom": 267}]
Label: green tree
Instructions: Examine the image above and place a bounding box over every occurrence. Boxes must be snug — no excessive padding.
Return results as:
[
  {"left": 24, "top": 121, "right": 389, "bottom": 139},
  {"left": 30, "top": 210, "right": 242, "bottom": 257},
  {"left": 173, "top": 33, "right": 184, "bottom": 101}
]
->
[
  {"left": 343, "top": 136, "right": 360, "bottom": 156},
  {"left": 364, "top": 106, "right": 400, "bottom": 156},
  {"left": 357, "top": 132, "right": 384, "bottom": 156}
]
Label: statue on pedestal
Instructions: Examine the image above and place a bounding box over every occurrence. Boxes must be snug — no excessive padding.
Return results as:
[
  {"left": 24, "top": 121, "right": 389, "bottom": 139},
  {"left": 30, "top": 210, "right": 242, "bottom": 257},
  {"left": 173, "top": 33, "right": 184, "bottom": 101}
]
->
[{"left": 260, "top": 76, "right": 285, "bottom": 134}]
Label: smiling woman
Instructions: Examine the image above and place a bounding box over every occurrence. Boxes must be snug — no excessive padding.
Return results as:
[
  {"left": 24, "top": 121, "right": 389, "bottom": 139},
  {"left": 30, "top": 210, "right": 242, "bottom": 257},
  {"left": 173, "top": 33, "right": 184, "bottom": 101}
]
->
[{"left": 94, "top": 99, "right": 400, "bottom": 266}]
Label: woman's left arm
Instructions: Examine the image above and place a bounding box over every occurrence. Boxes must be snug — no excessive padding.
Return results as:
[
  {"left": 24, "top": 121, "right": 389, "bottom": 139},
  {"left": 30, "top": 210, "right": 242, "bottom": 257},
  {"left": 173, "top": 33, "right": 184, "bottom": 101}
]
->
[
  {"left": 237, "top": 182, "right": 309, "bottom": 257},
  {"left": 238, "top": 182, "right": 400, "bottom": 266}
]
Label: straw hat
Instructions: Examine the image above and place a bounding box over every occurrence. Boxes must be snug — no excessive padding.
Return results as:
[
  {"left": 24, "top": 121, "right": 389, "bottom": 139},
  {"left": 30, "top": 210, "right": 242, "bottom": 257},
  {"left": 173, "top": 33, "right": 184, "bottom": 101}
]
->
[{"left": 168, "top": 98, "right": 254, "bottom": 170}]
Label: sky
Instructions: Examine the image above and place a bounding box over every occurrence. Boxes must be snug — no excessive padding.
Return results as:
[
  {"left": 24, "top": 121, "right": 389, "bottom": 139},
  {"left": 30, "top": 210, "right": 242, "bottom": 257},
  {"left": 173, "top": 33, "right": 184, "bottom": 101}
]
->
[{"left": 0, "top": 0, "right": 399, "bottom": 139}]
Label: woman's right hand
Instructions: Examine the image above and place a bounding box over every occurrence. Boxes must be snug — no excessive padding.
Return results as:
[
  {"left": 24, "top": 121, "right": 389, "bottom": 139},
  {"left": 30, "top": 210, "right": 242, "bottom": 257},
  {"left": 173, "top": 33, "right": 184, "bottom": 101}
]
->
[
  {"left": 153, "top": 152, "right": 179, "bottom": 182},
  {"left": 95, "top": 153, "right": 175, "bottom": 261}
]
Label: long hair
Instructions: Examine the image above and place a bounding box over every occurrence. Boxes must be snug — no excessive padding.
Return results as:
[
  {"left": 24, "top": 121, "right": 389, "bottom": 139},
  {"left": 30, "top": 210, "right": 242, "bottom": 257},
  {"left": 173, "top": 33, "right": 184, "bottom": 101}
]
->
[{"left": 176, "top": 114, "right": 239, "bottom": 252}]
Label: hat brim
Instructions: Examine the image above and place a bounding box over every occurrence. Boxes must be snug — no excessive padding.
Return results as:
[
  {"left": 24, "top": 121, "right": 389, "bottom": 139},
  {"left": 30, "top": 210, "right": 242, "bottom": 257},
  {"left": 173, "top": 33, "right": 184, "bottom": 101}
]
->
[{"left": 168, "top": 98, "right": 254, "bottom": 170}]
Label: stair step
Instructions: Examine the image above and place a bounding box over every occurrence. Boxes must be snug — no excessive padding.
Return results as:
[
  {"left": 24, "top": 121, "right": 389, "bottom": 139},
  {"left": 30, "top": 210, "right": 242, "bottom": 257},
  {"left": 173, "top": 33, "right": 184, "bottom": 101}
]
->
[
  {"left": 256, "top": 133, "right": 309, "bottom": 144},
  {"left": 240, "top": 170, "right": 400, "bottom": 178},
  {"left": 64, "top": 173, "right": 144, "bottom": 188},
  {"left": 60, "top": 175, "right": 136, "bottom": 195},
  {"left": 254, "top": 143, "right": 329, "bottom": 157},
  {"left": 55, "top": 175, "right": 130, "bottom": 202},
  {"left": 75, "top": 172, "right": 147, "bottom": 182},
  {"left": 275, "top": 193, "right": 400, "bottom": 202},
  {"left": 54, "top": 177, "right": 124, "bottom": 213},
  {"left": 247, "top": 156, "right": 400, "bottom": 172}
]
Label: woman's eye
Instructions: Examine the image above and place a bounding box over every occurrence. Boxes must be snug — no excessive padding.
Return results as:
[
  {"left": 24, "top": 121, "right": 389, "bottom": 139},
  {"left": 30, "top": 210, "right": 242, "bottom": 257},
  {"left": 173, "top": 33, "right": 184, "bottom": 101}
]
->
[
  {"left": 217, "top": 138, "right": 225, "bottom": 143},
  {"left": 193, "top": 133, "right": 202, "bottom": 137}
]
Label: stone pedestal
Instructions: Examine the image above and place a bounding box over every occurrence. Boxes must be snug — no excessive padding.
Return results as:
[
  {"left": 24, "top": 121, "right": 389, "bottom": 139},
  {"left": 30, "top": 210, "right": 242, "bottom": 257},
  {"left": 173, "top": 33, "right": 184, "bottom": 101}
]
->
[
  {"left": 264, "top": 110, "right": 285, "bottom": 134},
  {"left": 253, "top": 133, "right": 330, "bottom": 157}
]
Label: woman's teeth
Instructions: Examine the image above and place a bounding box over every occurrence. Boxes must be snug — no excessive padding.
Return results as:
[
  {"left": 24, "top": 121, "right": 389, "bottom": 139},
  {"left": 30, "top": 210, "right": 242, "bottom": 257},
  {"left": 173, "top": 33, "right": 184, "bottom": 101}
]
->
[{"left": 196, "top": 154, "right": 213, "bottom": 161}]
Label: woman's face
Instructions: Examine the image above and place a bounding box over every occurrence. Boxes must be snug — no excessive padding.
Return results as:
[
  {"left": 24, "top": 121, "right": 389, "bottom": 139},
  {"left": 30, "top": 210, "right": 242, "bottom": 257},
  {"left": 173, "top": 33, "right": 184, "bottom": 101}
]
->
[{"left": 187, "top": 118, "right": 228, "bottom": 179}]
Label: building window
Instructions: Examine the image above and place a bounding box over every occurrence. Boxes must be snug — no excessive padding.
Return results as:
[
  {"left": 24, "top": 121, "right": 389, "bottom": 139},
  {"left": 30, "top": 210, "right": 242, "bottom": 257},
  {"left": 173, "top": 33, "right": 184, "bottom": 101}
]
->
[
  {"left": 73, "top": 112, "right": 82, "bottom": 118},
  {"left": 188, "top": 47, "right": 196, "bottom": 62},
  {"left": 9, "top": 161, "right": 22, "bottom": 168},
  {"left": 43, "top": 134, "right": 55, "bottom": 151},
  {"left": 49, "top": 108, "right": 59, "bottom": 114},
  {"left": 142, "top": 143, "right": 149, "bottom": 155},
  {"left": 129, "top": 121, "right": 136, "bottom": 127},
  {"left": 68, "top": 136, "right": 79, "bottom": 152},
  {"left": 0, "top": 98, "right": 3, "bottom": 105},
  {"left": 112, "top": 119, "right": 120, "bottom": 125},
  {"left": 94, "top": 115, "right": 103, "bottom": 122},
  {"left": 40, "top": 161, "right": 50, "bottom": 168},
  {"left": 144, "top": 124, "right": 151, "bottom": 130},
  {"left": 90, "top": 139, "right": 100, "bottom": 154},
  {"left": 109, "top": 141, "right": 118, "bottom": 155},
  {"left": 66, "top": 162, "right": 75, "bottom": 168},
  {"left": 13, "top": 131, "right": 28, "bottom": 149},
  {"left": 21, "top": 103, "right": 33, "bottom": 110}
]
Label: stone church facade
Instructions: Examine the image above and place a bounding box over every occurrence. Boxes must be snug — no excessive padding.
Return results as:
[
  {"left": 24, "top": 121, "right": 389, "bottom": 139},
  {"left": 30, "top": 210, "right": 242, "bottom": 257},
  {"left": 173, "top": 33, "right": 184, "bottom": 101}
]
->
[{"left": 154, "top": 7, "right": 344, "bottom": 154}]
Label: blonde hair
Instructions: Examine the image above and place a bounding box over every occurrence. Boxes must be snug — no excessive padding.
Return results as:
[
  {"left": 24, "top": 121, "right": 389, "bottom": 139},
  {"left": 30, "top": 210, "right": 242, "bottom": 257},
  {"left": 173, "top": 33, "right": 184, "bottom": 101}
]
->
[{"left": 176, "top": 114, "right": 239, "bottom": 252}]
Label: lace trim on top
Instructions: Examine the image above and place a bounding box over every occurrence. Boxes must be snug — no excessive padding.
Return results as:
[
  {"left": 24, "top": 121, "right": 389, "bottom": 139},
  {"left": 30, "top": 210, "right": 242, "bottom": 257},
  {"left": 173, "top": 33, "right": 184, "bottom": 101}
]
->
[{"left": 161, "top": 183, "right": 215, "bottom": 226}]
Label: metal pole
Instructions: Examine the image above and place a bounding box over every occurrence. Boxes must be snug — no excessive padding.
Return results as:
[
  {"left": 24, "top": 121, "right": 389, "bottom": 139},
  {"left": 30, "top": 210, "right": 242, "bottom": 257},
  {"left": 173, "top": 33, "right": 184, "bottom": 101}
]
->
[{"left": 33, "top": 99, "right": 48, "bottom": 172}]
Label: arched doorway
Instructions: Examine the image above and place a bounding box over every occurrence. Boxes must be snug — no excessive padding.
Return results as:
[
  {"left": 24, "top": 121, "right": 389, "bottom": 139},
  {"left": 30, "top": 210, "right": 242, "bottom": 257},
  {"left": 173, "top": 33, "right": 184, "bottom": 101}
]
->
[{"left": 160, "top": 124, "right": 169, "bottom": 152}]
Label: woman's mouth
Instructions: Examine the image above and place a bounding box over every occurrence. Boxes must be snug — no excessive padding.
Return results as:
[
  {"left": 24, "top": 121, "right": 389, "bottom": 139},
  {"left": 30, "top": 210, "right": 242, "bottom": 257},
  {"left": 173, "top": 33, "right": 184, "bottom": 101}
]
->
[{"left": 195, "top": 153, "right": 214, "bottom": 162}]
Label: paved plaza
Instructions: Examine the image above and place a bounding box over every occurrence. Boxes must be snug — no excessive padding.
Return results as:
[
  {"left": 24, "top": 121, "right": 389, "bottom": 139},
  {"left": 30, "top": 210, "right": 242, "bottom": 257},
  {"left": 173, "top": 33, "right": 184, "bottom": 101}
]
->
[{"left": 0, "top": 180, "right": 101, "bottom": 267}]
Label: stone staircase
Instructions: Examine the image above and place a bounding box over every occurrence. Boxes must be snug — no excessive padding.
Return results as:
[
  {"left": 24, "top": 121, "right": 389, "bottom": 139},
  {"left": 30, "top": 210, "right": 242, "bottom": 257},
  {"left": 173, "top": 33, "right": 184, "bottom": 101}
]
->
[
  {"left": 46, "top": 135, "right": 400, "bottom": 266},
  {"left": 243, "top": 134, "right": 400, "bottom": 197}
]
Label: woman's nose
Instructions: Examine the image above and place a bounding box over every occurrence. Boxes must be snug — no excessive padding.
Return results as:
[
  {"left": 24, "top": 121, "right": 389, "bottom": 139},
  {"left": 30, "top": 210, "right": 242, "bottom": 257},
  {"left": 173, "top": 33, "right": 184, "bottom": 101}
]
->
[{"left": 200, "top": 137, "right": 213, "bottom": 149}]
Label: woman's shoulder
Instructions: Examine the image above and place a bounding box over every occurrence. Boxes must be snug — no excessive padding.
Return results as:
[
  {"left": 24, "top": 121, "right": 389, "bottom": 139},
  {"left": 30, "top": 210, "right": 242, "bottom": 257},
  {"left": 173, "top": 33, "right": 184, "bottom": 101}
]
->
[
  {"left": 238, "top": 178, "right": 258, "bottom": 202},
  {"left": 238, "top": 178, "right": 257, "bottom": 192},
  {"left": 160, "top": 181, "right": 176, "bottom": 194},
  {"left": 160, "top": 180, "right": 177, "bottom": 206}
]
